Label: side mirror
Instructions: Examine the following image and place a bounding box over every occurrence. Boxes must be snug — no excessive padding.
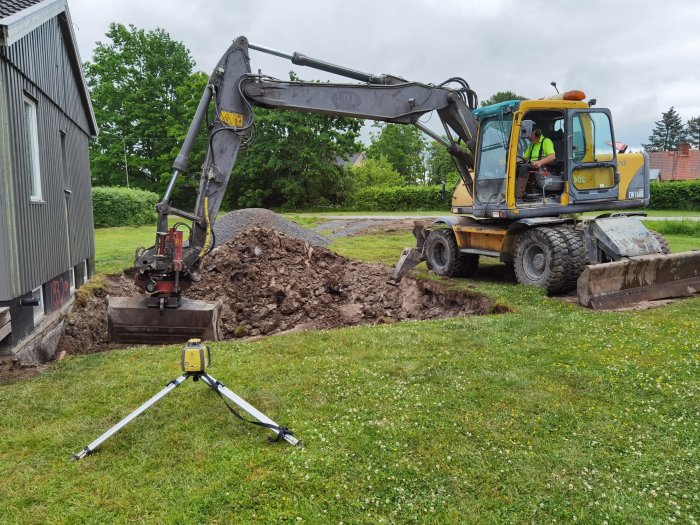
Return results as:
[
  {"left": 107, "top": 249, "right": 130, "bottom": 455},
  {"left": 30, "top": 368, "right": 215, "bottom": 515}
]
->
[{"left": 440, "top": 180, "right": 447, "bottom": 202}]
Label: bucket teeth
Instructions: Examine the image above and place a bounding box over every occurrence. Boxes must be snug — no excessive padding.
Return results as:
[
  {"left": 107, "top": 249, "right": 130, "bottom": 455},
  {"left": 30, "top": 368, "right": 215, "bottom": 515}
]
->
[{"left": 107, "top": 297, "right": 222, "bottom": 344}]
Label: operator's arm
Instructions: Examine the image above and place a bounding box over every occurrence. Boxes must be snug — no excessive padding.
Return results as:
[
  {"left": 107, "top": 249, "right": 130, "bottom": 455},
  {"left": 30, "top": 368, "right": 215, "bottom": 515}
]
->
[{"left": 532, "top": 138, "right": 556, "bottom": 169}]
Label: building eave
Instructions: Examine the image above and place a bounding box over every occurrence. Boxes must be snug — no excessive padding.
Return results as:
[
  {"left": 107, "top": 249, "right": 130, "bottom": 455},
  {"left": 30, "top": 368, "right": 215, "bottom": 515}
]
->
[
  {"left": 0, "top": 0, "right": 67, "bottom": 47},
  {"left": 0, "top": 0, "right": 98, "bottom": 137}
]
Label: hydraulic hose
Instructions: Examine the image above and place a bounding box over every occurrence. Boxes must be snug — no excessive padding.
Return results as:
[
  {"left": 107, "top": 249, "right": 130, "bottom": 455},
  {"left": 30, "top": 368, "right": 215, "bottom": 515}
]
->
[{"left": 198, "top": 196, "right": 212, "bottom": 259}]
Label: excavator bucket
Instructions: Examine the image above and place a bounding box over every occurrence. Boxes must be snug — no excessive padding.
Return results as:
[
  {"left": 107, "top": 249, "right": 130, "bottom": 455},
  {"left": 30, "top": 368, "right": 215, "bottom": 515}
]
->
[
  {"left": 387, "top": 222, "right": 429, "bottom": 285},
  {"left": 107, "top": 297, "right": 223, "bottom": 344},
  {"left": 577, "top": 251, "right": 700, "bottom": 309}
]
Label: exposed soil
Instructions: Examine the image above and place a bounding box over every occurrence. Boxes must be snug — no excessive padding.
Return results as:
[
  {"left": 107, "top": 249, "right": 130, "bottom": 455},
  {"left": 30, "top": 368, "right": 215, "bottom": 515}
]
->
[
  {"left": 59, "top": 225, "right": 500, "bottom": 355},
  {"left": 57, "top": 273, "right": 141, "bottom": 357},
  {"left": 0, "top": 357, "right": 50, "bottom": 383},
  {"left": 187, "top": 227, "right": 498, "bottom": 339},
  {"left": 1, "top": 218, "right": 505, "bottom": 383}
]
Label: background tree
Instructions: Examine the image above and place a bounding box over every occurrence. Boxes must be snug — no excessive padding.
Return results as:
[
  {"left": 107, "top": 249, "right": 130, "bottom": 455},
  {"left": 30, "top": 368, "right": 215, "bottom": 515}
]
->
[
  {"left": 686, "top": 116, "right": 700, "bottom": 149},
  {"left": 227, "top": 99, "right": 362, "bottom": 209},
  {"left": 481, "top": 91, "right": 527, "bottom": 107},
  {"left": 85, "top": 23, "right": 202, "bottom": 203},
  {"left": 351, "top": 156, "right": 403, "bottom": 190},
  {"left": 425, "top": 140, "right": 460, "bottom": 186},
  {"left": 366, "top": 123, "right": 425, "bottom": 184},
  {"left": 643, "top": 107, "right": 687, "bottom": 152}
]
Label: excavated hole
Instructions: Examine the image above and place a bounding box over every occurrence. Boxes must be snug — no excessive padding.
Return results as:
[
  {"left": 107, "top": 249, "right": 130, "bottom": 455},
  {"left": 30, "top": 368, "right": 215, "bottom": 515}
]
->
[{"left": 58, "top": 226, "right": 510, "bottom": 356}]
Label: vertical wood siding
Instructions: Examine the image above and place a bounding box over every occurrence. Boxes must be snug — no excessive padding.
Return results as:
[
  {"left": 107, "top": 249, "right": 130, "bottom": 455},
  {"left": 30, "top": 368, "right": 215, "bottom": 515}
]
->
[{"left": 0, "top": 15, "right": 94, "bottom": 300}]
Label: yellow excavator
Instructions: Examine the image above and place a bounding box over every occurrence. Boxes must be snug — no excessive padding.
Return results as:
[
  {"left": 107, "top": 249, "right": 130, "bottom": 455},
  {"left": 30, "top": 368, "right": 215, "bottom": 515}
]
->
[
  {"left": 107, "top": 36, "right": 700, "bottom": 343},
  {"left": 389, "top": 95, "right": 700, "bottom": 307}
]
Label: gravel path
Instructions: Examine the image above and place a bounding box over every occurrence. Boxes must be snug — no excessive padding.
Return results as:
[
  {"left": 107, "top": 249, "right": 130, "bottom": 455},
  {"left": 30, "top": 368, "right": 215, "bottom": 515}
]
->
[{"left": 313, "top": 219, "right": 389, "bottom": 239}]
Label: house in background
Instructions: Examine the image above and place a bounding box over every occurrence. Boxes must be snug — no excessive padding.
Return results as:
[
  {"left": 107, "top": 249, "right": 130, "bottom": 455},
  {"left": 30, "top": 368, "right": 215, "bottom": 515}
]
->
[
  {"left": 648, "top": 143, "right": 700, "bottom": 181},
  {"left": 336, "top": 151, "right": 367, "bottom": 168},
  {"left": 0, "top": 0, "right": 97, "bottom": 363}
]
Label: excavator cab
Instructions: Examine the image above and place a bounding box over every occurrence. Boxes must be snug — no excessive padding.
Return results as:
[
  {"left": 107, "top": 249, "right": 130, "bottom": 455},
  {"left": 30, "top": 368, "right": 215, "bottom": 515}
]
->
[
  {"left": 392, "top": 95, "right": 699, "bottom": 306},
  {"left": 454, "top": 97, "right": 630, "bottom": 218}
]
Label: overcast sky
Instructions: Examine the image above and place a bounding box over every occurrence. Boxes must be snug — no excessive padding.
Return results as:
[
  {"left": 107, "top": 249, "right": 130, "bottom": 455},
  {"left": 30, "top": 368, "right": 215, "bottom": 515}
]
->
[{"left": 67, "top": 0, "right": 700, "bottom": 150}]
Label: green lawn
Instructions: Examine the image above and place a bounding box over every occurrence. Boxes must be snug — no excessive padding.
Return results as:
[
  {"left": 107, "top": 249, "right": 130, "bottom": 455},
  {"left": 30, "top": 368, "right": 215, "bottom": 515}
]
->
[
  {"left": 94, "top": 225, "right": 157, "bottom": 274},
  {"left": 3, "top": 218, "right": 698, "bottom": 524}
]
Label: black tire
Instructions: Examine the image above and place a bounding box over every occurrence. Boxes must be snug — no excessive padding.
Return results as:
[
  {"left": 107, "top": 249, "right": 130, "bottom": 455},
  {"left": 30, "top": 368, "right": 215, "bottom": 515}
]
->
[
  {"left": 650, "top": 230, "right": 671, "bottom": 254},
  {"left": 514, "top": 227, "right": 568, "bottom": 295},
  {"left": 425, "top": 229, "right": 479, "bottom": 278},
  {"left": 556, "top": 227, "right": 587, "bottom": 293}
]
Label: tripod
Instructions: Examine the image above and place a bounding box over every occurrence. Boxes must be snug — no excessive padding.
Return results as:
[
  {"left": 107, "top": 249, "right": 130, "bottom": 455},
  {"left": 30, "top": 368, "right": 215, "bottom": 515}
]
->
[{"left": 73, "top": 371, "right": 300, "bottom": 460}]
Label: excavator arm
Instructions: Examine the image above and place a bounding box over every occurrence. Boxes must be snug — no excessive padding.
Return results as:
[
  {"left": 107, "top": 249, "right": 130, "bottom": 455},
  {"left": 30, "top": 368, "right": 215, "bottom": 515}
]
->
[{"left": 133, "top": 36, "right": 479, "bottom": 306}]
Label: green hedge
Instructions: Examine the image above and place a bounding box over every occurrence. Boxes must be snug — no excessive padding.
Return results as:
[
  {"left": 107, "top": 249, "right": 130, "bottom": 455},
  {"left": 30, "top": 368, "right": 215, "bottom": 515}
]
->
[
  {"left": 348, "top": 180, "right": 700, "bottom": 212},
  {"left": 92, "top": 186, "right": 160, "bottom": 228},
  {"left": 349, "top": 185, "right": 450, "bottom": 211},
  {"left": 649, "top": 180, "right": 700, "bottom": 210}
]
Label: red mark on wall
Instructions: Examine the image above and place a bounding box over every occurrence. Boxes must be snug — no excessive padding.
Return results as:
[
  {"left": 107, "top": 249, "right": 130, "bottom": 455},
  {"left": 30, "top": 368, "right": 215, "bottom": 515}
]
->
[{"left": 43, "top": 271, "right": 72, "bottom": 315}]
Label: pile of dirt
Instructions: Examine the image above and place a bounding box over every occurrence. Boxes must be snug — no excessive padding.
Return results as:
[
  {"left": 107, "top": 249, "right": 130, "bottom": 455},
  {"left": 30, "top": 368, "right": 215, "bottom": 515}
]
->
[
  {"left": 57, "top": 274, "right": 140, "bottom": 356},
  {"left": 188, "top": 227, "right": 497, "bottom": 338},
  {"left": 54, "top": 226, "right": 502, "bottom": 356}
]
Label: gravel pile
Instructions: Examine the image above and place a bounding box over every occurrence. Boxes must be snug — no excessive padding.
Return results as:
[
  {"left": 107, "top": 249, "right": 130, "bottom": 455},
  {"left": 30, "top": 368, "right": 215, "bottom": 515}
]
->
[{"left": 213, "top": 208, "right": 329, "bottom": 247}]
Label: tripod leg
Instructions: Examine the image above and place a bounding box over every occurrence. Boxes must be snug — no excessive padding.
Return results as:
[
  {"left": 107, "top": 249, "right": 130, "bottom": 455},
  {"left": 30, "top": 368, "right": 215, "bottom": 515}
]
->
[
  {"left": 199, "top": 373, "right": 300, "bottom": 446},
  {"left": 72, "top": 374, "right": 191, "bottom": 460}
]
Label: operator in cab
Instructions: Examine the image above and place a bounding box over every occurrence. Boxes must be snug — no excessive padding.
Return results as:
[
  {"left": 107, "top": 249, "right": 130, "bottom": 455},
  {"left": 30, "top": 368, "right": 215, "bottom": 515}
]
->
[{"left": 516, "top": 120, "right": 556, "bottom": 199}]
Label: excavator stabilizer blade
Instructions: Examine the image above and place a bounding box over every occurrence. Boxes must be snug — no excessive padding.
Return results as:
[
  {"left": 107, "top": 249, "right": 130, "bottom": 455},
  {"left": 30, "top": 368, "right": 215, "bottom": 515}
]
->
[
  {"left": 577, "top": 251, "right": 700, "bottom": 310},
  {"left": 107, "top": 297, "right": 223, "bottom": 344}
]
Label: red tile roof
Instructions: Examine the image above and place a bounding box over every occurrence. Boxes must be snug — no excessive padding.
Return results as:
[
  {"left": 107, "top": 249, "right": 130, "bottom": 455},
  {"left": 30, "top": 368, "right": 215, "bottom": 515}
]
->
[{"left": 648, "top": 149, "right": 700, "bottom": 181}]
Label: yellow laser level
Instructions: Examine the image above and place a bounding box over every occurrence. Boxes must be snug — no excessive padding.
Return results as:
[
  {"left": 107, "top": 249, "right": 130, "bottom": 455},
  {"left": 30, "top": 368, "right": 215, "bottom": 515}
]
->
[
  {"left": 181, "top": 338, "right": 210, "bottom": 372},
  {"left": 73, "top": 337, "right": 300, "bottom": 460}
]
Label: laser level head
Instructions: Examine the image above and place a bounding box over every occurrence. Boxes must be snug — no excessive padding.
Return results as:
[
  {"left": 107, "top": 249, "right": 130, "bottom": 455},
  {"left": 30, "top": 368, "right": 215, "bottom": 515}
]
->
[{"left": 181, "top": 338, "right": 210, "bottom": 372}]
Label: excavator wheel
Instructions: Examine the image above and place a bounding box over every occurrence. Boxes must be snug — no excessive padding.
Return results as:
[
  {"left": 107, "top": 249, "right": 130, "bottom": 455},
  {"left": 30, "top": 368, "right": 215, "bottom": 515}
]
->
[
  {"left": 555, "top": 227, "right": 587, "bottom": 293},
  {"left": 513, "top": 227, "right": 568, "bottom": 295},
  {"left": 425, "top": 228, "right": 479, "bottom": 278}
]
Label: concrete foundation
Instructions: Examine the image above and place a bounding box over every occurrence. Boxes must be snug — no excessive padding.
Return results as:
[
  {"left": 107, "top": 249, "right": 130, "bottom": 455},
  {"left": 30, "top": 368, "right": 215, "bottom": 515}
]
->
[{"left": 6, "top": 298, "right": 74, "bottom": 365}]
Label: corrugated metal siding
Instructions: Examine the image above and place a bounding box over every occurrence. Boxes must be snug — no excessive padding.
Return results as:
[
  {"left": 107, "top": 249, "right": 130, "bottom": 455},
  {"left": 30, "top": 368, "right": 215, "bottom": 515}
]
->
[
  {"left": 2, "top": 15, "right": 89, "bottom": 135},
  {"left": 0, "top": 15, "right": 94, "bottom": 300},
  {"left": 0, "top": 62, "right": 18, "bottom": 299}
]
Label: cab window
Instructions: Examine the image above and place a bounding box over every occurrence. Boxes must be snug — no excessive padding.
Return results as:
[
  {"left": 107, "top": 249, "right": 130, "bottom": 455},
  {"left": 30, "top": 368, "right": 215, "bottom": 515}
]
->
[
  {"left": 475, "top": 117, "right": 511, "bottom": 204},
  {"left": 570, "top": 111, "right": 616, "bottom": 190},
  {"left": 570, "top": 112, "right": 615, "bottom": 163}
]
